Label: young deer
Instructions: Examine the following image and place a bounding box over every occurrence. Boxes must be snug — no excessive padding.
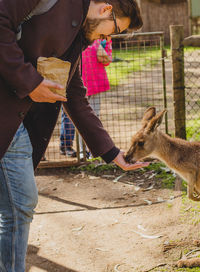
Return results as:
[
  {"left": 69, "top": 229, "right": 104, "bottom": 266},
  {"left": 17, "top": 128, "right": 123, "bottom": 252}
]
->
[{"left": 125, "top": 107, "right": 200, "bottom": 201}]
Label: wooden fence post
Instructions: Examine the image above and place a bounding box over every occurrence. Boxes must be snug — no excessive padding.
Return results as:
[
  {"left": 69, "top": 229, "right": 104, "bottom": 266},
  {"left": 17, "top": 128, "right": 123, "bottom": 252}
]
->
[
  {"left": 170, "top": 25, "right": 186, "bottom": 139},
  {"left": 170, "top": 25, "right": 186, "bottom": 192}
]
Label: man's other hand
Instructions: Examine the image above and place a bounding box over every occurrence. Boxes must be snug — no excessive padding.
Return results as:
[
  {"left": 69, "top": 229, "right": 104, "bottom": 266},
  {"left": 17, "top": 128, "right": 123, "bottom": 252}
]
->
[
  {"left": 113, "top": 151, "right": 150, "bottom": 171},
  {"left": 29, "top": 79, "right": 67, "bottom": 103}
]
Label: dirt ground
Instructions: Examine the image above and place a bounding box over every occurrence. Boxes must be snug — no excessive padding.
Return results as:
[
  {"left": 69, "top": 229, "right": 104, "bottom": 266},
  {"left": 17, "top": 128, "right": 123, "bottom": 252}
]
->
[
  {"left": 25, "top": 47, "right": 200, "bottom": 272},
  {"left": 25, "top": 164, "right": 200, "bottom": 272}
]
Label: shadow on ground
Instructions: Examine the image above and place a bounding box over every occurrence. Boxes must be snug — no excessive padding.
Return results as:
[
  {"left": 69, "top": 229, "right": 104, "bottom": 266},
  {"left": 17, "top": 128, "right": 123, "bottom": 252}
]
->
[{"left": 26, "top": 245, "right": 79, "bottom": 272}]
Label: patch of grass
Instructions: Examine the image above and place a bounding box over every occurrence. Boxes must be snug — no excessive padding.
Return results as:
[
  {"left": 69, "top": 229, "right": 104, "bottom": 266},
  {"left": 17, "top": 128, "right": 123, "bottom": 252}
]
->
[
  {"left": 66, "top": 161, "right": 120, "bottom": 176},
  {"left": 152, "top": 267, "right": 200, "bottom": 272},
  {"left": 141, "top": 162, "right": 176, "bottom": 189},
  {"left": 186, "top": 118, "right": 200, "bottom": 141},
  {"left": 152, "top": 268, "right": 168, "bottom": 272},
  {"left": 105, "top": 44, "right": 199, "bottom": 86},
  {"left": 167, "top": 203, "right": 173, "bottom": 208},
  {"left": 177, "top": 268, "right": 200, "bottom": 272},
  {"left": 52, "top": 160, "right": 176, "bottom": 190},
  {"left": 180, "top": 193, "right": 200, "bottom": 226},
  {"left": 139, "top": 161, "right": 165, "bottom": 173},
  {"left": 106, "top": 47, "right": 162, "bottom": 86},
  {"left": 59, "top": 161, "right": 177, "bottom": 190},
  {"left": 105, "top": 45, "right": 199, "bottom": 87},
  {"left": 184, "top": 46, "right": 200, "bottom": 52}
]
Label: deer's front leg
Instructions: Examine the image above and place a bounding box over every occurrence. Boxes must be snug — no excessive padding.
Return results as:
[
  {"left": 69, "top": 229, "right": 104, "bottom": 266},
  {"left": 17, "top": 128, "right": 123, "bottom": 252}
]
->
[
  {"left": 187, "top": 178, "right": 200, "bottom": 201},
  {"left": 195, "top": 171, "right": 200, "bottom": 195}
]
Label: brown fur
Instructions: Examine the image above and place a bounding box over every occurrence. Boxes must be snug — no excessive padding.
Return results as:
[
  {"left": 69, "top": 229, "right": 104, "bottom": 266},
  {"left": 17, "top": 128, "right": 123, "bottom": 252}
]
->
[{"left": 125, "top": 107, "right": 200, "bottom": 201}]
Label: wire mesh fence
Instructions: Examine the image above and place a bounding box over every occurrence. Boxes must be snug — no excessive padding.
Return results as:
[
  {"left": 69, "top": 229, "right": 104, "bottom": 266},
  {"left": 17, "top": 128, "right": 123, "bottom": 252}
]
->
[
  {"left": 40, "top": 32, "right": 168, "bottom": 168},
  {"left": 169, "top": 25, "right": 200, "bottom": 142},
  {"left": 101, "top": 33, "right": 167, "bottom": 149},
  {"left": 185, "top": 47, "right": 200, "bottom": 141}
]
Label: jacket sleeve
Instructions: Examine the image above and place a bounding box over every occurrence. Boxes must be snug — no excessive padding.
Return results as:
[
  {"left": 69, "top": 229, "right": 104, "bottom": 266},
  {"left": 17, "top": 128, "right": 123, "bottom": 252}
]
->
[
  {"left": 0, "top": 0, "right": 43, "bottom": 98},
  {"left": 63, "top": 64, "right": 119, "bottom": 161}
]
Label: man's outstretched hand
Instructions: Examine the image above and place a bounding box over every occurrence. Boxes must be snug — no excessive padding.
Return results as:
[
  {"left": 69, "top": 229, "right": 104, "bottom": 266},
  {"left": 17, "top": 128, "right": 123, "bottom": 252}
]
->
[
  {"left": 29, "top": 79, "right": 67, "bottom": 103},
  {"left": 113, "top": 151, "right": 150, "bottom": 171}
]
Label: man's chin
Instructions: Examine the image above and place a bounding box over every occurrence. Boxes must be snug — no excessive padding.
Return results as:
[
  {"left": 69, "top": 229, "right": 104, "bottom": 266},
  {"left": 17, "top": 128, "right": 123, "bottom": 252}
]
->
[
  {"left": 84, "top": 34, "right": 96, "bottom": 45},
  {"left": 81, "top": 31, "right": 95, "bottom": 46},
  {"left": 81, "top": 17, "right": 101, "bottom": 46}
]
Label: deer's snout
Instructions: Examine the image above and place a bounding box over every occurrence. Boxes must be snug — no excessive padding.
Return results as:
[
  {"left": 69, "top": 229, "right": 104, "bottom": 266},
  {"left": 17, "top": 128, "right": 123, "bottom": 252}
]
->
[{"left": 124, "top": 152, "right": 136, "bottom": 164}]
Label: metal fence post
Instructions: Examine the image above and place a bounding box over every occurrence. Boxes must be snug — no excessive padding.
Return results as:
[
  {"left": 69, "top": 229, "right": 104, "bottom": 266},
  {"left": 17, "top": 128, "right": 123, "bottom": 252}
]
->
[
  {"left": 170, "top": 25, "right": 186, "bottom": 139},
  {"left": 160, "top": 34, "right": 168, "bottom": 135}
]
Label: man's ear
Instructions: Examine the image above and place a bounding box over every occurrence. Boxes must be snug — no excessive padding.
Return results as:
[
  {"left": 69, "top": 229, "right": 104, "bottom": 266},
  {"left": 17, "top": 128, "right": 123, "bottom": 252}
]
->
[{"left": 100, "top": 3, "right": 112, "bottom": 15}]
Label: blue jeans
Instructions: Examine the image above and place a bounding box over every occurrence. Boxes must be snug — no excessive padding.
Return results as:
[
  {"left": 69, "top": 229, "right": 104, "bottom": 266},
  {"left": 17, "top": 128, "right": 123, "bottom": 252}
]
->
[
  {"left": 0, "top": 123, "right": 38, "bottom": 272},
  {"left": 60, "top": 107, "right": 75, "bottom": 148}
]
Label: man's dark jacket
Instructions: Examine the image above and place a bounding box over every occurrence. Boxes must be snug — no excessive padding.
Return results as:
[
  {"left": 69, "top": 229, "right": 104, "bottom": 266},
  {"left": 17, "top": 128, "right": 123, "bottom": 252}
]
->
[{"left": 0, "top": 0, "right": 120, "bottom": 169}]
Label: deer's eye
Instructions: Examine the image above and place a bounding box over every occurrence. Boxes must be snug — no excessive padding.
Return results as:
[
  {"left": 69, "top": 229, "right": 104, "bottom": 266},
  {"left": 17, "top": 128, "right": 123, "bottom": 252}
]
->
[{"left": 138, "top": 141, "right": 144, "bottom": 147}]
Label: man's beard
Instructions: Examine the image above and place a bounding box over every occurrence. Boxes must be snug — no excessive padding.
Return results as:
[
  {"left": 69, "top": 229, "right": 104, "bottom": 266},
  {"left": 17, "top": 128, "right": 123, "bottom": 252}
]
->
[{"left": 82, "top": 18, "right": 101, "bottom": 45}]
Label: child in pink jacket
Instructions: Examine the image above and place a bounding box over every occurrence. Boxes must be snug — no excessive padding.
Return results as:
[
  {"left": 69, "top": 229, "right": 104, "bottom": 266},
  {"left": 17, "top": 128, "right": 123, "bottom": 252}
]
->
[
  {"left": 60, "top": 40, "right": 112, "bottom": 159},
  {"left": 82, "top": 39, "right": 112, "bottom": 117}
]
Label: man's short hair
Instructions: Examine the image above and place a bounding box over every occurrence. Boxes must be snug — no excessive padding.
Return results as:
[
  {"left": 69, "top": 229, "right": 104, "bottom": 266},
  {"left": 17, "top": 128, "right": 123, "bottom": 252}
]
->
[{"left": 92, "top": 0, "right": 143, "bottom": 31}]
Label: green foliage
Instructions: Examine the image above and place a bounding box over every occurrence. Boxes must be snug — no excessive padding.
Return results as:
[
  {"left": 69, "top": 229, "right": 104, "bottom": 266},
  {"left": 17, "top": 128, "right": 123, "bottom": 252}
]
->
[
  {"left": 141, "top": 162, "right": 165, "bottom": 173},
  {"left": 152, "top": 266, "right": 200, "bottom": 271},
  {"left": 167, "top": 203, "right": 173, "bottom": 208},
  {"left": 186, "top": 118, "right": 200, "bottom": 141},
  {"left": 141, "top": 162, "right": 176, "bottom": 189},
  {"left": 106, "top": 46, "right": 161, "bottom": 86},
  {"left": 184, "top": 46, "right": 200, "bottom": 52},
  {"left": 65, "top": 161, "right": 120, "bottom": 175},
  {"left": 63, "top": 161, "right": 176, "bottom": 190},
  {"left": 105, "top": 45, "right": 199, "bottom": 87},
  {"left": 181, "top": 193, "right": 200, "bottom": 225},
  {"left": 152, "top": 268, "right": 168, "bottom": 271},
  {"left": 176, "top": 268, "right": 200, "bottom": 272}
]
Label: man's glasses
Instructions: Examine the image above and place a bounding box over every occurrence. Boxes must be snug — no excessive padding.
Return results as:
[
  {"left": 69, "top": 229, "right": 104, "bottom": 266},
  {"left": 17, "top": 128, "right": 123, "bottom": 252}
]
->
[{"left": 112, "top": 9, "right": 120, "bottom": 34}]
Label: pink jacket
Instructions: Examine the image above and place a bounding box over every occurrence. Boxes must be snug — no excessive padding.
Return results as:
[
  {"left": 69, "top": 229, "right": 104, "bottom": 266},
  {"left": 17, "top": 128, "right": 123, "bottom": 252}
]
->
[{"left": 81, "top": 40, "right": 112, "bottom": 96}]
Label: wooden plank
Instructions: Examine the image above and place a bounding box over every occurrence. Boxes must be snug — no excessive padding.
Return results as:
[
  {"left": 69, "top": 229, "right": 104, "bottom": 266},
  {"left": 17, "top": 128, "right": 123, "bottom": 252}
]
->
[
  {"left": 38, "top": 159, "right": 85, "bottom": 168},
  {"left": 183, "top": 35, "right": 200, "bottom": 46}
]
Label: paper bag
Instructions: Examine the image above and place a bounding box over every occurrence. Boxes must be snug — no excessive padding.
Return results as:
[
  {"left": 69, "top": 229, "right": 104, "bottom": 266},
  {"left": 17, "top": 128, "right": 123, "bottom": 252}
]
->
[{"left": 37, "top": 57, "right": 71, "bottom": 97}]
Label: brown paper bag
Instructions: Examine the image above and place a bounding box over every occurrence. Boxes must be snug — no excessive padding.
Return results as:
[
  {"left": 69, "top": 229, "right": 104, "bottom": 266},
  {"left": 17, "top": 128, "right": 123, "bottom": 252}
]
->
[{"left": 37, "top": 57, "right": 71, "bottom": 97}]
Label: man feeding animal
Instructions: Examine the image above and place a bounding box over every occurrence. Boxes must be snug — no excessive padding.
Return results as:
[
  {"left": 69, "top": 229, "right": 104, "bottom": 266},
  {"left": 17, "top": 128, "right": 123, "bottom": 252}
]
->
[
  {"left": 125, "top": 107, "right": 200, "bottom": 202},
  {"left": 0, "top": 0, "right": 150, "bottom": 270}
]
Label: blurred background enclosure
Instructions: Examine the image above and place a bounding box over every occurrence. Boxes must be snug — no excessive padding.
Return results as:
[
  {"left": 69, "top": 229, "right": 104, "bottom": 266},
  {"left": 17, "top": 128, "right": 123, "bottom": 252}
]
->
[{"left": 40, "top": 1, "right": 200, "bottom": 168}]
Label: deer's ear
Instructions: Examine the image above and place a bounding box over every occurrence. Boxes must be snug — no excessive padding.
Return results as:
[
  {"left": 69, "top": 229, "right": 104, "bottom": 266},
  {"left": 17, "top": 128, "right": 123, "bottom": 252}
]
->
[
  {"left": 142, "top": 107, "right": 156, "bottom": 126},
  {"left": 145, "top": 109, "right": 167, "bottom": 133}
]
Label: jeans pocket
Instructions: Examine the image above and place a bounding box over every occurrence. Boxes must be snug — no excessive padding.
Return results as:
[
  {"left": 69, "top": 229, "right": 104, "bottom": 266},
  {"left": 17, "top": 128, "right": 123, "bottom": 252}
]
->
[{"left": 6, "top": 123, "right": 33, "bottom": 159}]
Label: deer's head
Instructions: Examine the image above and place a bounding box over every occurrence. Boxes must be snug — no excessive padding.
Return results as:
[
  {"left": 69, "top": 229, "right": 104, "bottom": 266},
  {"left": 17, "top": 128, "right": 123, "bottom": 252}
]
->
[{"left": 125, "top": 107, "right": 166, "bottom": 163}]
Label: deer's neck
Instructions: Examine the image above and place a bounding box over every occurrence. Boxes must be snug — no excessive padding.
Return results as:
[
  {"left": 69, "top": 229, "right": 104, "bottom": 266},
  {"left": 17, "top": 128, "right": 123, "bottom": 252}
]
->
[{"left": 152, "top": 132, "right": 182, "bottom": 168}]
